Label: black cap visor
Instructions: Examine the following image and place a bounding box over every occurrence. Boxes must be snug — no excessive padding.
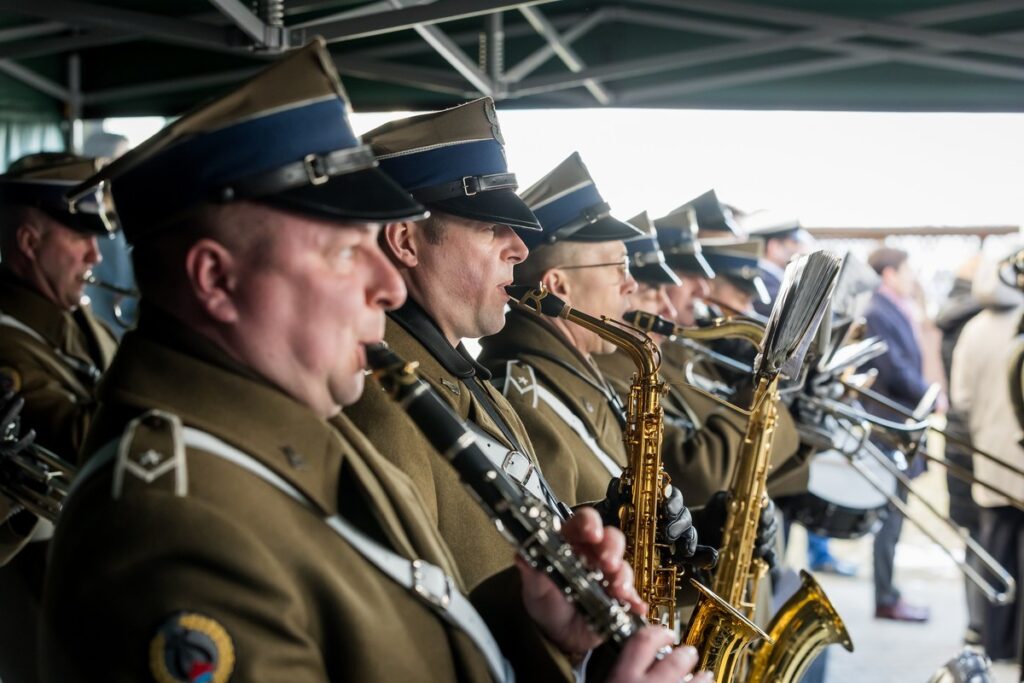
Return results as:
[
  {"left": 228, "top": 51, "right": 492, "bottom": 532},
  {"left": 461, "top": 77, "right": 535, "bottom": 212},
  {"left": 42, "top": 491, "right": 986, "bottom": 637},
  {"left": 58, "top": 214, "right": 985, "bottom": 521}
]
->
[
  {"left": 563, "top": 214, "right": 644, "bottom": 243},
  {"left": 263, "top": 166, "right": 426, "bottom": 224},
  {"left": 724, "top": 273, "right": 771, "bottom": 305},
  {"left": 429, "top": 187, "right": 540, "bottom": 231},
  {"left": 634, "top": 261, "right": 682, "bottom": 286},
  {"left": 666, "top": 250, "right": 715, "bottom": 279}
]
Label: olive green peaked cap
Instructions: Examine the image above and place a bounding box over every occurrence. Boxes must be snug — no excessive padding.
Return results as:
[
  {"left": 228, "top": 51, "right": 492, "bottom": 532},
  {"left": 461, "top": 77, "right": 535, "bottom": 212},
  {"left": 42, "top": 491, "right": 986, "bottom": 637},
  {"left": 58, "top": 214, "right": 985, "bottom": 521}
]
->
[
  {"left": 70, "top": 39, "right": 424, "bottom": 244},
  {"left": 518, "top": 152, "right": 642, "bottom": 250},
  {"left": 625, "top": 212, "right": 680, "bottom": 286},
  {"left": 702, "top": 238, "right": 770, "bottom": 304},
  {"left": 363, "top": 97, "right": 540, "bottom": 231},
  {"left": 0, "top": 153, "right": 115, "bottom": 235}
]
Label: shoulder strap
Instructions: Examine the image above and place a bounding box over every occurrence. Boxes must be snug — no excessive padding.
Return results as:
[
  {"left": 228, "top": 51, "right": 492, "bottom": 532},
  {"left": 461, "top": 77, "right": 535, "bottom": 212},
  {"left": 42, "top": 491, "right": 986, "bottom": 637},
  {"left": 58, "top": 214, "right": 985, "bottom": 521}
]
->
[
  {"left": 507, "top": 350, "right": 627, "bottom": 431},
  {"left": 78, "top": 416, "right": 514, "bottom": 683},
  {"left": 0, "top": 311, "right": 100, "bottom": 390},
  {"left": 500, "top": 362, "right": 622, "bottom": 478}
]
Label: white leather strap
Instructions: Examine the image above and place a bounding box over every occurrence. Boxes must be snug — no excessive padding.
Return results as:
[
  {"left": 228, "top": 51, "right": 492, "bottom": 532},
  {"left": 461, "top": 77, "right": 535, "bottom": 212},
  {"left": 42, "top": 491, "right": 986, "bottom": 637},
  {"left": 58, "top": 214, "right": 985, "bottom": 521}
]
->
[
  {"left": 79, "top": 423, "right": 514, "bottom": 683},
  {"left": 532, "top": 384, "right": 623, "bottom": 478}
]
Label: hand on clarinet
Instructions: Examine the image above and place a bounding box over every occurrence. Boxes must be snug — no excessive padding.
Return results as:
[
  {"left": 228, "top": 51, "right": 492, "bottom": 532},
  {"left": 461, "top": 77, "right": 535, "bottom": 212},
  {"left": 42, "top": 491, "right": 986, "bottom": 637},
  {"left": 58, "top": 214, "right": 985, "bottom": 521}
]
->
[{"left": 517, "top": 507, "right": 710, "bottom": 683}]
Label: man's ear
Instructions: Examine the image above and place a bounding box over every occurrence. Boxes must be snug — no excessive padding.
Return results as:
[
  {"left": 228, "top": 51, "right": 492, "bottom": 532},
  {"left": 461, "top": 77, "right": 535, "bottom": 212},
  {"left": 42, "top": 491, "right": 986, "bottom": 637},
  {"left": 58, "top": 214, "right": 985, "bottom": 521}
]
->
[
  {"left": 382, "top": 221, "right": 420, "bottom": 269},
  {"left": 540, "top": 268, "right": 572, "bottom": 299},
  {"left": 14, "top": 222, "right": 42, "bottom": 262},
  {"left": 184, "top": 238, "right": 239, "bottom": 323}
]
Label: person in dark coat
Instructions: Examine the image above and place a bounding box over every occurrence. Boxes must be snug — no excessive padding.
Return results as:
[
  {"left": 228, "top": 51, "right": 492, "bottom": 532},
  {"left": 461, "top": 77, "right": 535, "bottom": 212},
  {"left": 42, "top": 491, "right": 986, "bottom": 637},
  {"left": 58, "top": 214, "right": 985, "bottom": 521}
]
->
[{"left": 860, "top": 247, "right": 933, "bottom": 623}]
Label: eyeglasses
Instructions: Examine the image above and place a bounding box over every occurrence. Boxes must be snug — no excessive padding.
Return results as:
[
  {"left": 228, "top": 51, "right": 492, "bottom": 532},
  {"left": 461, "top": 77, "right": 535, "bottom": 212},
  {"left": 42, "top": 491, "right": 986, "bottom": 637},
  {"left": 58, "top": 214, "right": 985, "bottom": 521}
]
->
[{"left": 556, "top": 255, "right": 631, "bottom": 282}]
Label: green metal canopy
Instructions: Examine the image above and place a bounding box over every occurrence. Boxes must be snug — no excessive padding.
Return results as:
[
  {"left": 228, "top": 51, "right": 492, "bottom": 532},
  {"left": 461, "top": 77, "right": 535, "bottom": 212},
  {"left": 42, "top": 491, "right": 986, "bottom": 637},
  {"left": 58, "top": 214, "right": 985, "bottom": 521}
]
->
[{"left": 2, "top": 0, "right": 1024, "bottom": 122}]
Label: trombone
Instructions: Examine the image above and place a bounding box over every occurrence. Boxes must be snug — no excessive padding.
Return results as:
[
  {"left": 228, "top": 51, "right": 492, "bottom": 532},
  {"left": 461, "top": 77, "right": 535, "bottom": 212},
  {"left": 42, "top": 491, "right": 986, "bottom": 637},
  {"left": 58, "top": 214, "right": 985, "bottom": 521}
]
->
[
  {"left": 838, "top": 379, "right": 1024, "bottom": 515},
  {"left": 84, "top": 274, "right": 139, "bottom": 329},
  {"left": 1, "top": 403, "right": 75, "bottom": 523},
  {"left": 798, "top": 392, "right": 1017, "bottom": 605}
]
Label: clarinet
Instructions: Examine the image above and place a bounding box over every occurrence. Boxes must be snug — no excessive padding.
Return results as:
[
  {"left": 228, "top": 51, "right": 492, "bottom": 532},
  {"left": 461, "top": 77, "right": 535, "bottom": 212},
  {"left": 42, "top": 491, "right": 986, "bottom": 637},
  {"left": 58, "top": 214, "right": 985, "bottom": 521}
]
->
[{"left": 366, "top": 342, "right": 653, "bottom": 649}]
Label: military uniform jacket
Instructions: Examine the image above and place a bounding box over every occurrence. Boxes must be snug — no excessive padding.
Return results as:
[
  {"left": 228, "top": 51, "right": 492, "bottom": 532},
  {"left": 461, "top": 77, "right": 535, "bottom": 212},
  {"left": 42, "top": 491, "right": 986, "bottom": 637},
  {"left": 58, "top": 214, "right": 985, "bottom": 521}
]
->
[
  {"left": 479, "top": 308, "right": 627, "bottom": 507},
  {"left": 596, "top": 346, "right": 808, "bottom": 501},
  {"left": 42, "top": 310, "right": 507, "bottom": 683},
  {"left": 0, "top": 273, "right": 116, "bottom": 585},
  {"left": 0, "top": 272, "right": 117, "bottom": 461},
  {"left": 345, "top": 301, "right": 553, "bottom": 592}
]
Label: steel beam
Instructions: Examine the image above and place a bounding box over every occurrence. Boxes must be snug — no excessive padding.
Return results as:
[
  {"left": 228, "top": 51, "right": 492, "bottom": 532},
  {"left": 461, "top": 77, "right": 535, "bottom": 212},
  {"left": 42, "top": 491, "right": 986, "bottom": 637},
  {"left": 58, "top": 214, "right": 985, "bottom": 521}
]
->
[
  {"left": 207, "top": 0, "right": 287, "bottom": 49},
  {"left": 0, "top": 0, "right": 234, "bottom": 51},
  {"left": 375, "top": 0, "right": 494, "bottom": 97},
  {"left": 336, "top": 55, "right": 475, "bottom": 95},
  {"left": 0, "top": 31, "right": 133, "bottom": 60},
  {"left": 83, "top": 56, "right": 470, "bottom": 106},
  {"left": 0, "top": 21, "right": 67, "bottom": 44},
  {"left": 66, "top": 52, "right": 82, "bottom": 152},
  {"left": 84, "top": 67, "right": 259, "bottom": 105},
  {"left": 295, "top": 0, "right": 434, "bottom": 28},
  {"left": 0, "top": 59, "right": 68, "bottom": 100},
  {"left": 510, "top": 25, "right": 845, "bottom": 98},
  {"left": 308, "top": 0, "right": 559, "bottom": 43},
  {"left": 504, "top": 9, "right": 606, "bottom": 82},
  {"left": 647, "top": 0, "right": 1024, "bottom": 62},
  {"left": 360, "top": 9, "right": 585, "bottom": 60},
  {"left": 512, "top": 0, "right": 1024, "bottom": 99},
  {"left": 486, "top": 11, "right": 504, "bottom": 83},
  {"left": 519, "top": 6, "right": 611, "bottom": 104},
  {"left": 616, "top": 3, "right": 1024, "bottom": 103}
]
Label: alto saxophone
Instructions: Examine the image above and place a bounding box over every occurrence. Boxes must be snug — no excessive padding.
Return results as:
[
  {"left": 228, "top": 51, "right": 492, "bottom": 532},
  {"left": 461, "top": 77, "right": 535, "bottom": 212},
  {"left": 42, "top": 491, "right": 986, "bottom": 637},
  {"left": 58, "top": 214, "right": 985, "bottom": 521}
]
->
[{"left": 506, "top": 285, "right": 766, "bottom": 657}]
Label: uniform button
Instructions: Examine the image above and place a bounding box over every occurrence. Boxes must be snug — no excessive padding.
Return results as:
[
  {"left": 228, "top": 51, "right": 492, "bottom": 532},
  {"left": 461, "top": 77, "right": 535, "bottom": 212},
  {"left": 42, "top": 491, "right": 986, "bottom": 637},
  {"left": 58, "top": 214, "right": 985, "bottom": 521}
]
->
[{"left": 585, "top": 399, "right": 594, "bottom": 413}]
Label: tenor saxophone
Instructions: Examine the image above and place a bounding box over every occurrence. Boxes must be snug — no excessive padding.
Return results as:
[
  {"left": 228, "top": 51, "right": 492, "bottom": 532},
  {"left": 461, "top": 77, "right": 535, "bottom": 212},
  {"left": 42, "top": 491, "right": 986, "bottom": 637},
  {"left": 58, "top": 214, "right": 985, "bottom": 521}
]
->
[
  {"left": 699, "top": 251, "right": 851, "bottom": 683},
  {"left": 506, "top": 285, "right": 766, "bottom": 656}
]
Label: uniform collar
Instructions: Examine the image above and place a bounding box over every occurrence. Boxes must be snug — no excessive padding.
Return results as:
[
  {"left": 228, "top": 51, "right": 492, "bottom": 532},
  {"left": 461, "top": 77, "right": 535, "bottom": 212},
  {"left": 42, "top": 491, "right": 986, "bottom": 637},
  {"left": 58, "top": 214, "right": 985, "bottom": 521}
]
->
[
  {"left": 481, "top": 306, "right": 604, "bottom": 384},
  {"left": 388, "top": 298, "right": 491, "bottom": 380},
  {"left": 0, "top": 270, "right": 73, "bottom": 349},
  {"left": 97, "top": 318, "right": 344, "bottom": 515}
]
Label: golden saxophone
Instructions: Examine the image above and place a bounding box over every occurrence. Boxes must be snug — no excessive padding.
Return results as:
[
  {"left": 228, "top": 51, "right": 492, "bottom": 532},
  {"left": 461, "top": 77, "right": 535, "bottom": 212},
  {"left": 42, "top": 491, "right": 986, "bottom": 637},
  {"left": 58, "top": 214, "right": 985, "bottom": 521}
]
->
[
  {"left": 506, "top": 285, "right": 766, "bottom": 654},
  {"left": 707, "top": 252, "right": 851, "bottom": 682}
]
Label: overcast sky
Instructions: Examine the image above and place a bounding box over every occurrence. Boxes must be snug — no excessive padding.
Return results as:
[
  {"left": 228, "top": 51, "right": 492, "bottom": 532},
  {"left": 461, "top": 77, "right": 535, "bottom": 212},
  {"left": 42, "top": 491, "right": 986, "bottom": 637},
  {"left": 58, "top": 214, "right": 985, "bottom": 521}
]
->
[{"left": 107, "top": 108, "right": 1024, "bottom": 229}]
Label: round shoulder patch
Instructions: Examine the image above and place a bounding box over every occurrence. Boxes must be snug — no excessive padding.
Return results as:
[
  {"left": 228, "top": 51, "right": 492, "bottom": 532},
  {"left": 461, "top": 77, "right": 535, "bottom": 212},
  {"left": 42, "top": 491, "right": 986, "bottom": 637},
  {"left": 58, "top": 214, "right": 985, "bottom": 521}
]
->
[
  {"left": 0, "top": 367, "right": 21, "bottom": 394},
  {"left": 149, "top": 612, "right": 235, "bottom": 683}
]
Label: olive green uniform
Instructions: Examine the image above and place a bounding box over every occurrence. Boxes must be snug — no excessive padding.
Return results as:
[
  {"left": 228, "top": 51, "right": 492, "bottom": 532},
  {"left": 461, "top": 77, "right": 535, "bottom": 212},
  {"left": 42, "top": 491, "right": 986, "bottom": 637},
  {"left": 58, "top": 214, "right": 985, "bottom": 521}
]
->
[
  {"left": 345, "top": 301, "right": 563, "bottom": 592},
  {"left": 0, "top": 272, "right": 117, "bottom": 683},
  {"left": 43, "top": 309, "right": 560, "bottom": 683},
  {"left": 479, "top": 308, "right": 628, "bottom": 507},
  {"left": 0, "top": 272, "right": 117, "bottom": 461}
]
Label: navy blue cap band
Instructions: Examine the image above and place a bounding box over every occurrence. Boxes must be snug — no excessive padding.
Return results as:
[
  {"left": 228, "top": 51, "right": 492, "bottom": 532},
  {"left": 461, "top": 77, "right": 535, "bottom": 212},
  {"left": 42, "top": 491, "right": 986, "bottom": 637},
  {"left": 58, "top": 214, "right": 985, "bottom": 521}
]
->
[
  {"left": 411, "top": 172, "right": 517, "bottom": 203},
  {"left": 377, "top": 138, "right": 508, "bottom": 192},
  {"left": 221, "top": 145, "right": 378, "bottom": 201},
  {"left": 531, "top": 183, "right": 603, "bottom": 232},
  {"left": 112, "top": 97, "right": 358, "bottom": 231}
]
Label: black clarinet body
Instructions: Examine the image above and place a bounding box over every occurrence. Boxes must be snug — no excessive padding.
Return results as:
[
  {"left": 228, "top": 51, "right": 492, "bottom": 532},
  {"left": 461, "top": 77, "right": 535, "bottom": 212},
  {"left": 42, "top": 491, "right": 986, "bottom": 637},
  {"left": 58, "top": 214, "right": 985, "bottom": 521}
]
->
[{"left": 366, "top": 342, "right": 650, "bottom": 648}]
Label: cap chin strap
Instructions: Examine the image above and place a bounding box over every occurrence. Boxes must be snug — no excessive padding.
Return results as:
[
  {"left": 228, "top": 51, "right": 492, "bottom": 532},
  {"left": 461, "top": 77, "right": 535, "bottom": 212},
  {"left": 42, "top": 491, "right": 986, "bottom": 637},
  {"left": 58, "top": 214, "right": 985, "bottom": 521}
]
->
[
  {"left": 543, "top": 201, "right": 611, "bottom": 245},
  {"left": 411, "top": 172, "right": 517, "bottom": 203},
  {"left": 218, "top": 144, "right": 379, "bottom": 201}
]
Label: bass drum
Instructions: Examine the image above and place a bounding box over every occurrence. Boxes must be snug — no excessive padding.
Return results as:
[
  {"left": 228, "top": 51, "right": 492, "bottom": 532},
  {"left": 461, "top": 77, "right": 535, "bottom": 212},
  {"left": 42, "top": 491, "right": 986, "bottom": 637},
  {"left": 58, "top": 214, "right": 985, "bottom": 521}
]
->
[{"left": 782, "top": 420, "right": 898, "bottom": 540}]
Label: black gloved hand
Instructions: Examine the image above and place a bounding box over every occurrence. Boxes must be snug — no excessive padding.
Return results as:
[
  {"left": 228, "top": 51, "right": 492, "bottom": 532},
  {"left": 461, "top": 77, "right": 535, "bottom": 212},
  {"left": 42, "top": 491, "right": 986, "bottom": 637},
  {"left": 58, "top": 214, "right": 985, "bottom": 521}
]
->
[
  {"left": 662, "top": 483, "right": 718, "bottom": 570},
  {"left": 593, "top": 477, "right": 627, "bottom": 529},
  {"left": 593, "top": 477, "right": 717, "bottom": 570},
  {"left": 691, "top": 490, "right": 779, "bottom": 571},
  {"left": 755, "top": 497, "right": 779, "bottom": 570}
]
